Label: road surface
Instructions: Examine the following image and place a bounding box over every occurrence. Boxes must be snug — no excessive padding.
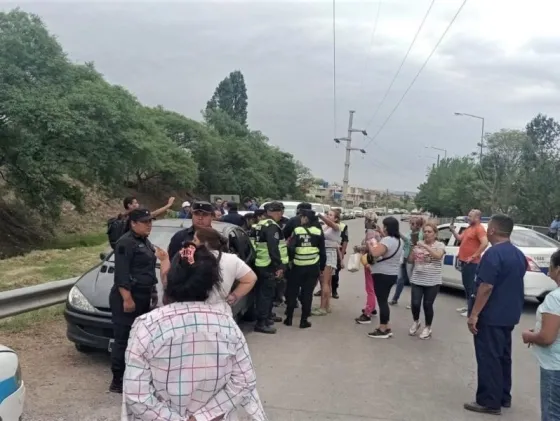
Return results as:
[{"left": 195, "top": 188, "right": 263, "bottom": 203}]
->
[{"left": 1, "top": 217, "right": 542, "bottom": 420}]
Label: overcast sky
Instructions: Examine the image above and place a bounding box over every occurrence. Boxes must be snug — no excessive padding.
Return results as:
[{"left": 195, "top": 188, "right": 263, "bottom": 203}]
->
[{"left": 3, "top": 0, "right": 559, "bottom": 192}]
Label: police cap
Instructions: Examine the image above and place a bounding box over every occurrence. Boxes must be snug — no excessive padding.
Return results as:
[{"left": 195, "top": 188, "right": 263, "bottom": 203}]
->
[
  {"left": 297, "top": 202, "right": 312, "bottom": 211},
  {"left": 129, "top": 208, "right": 155, "bottom": 222},
  {"left": 265, "top": 201, "right": 284, "bottom": 212},
  {"left": 191, "top": 201, "right": 213, "bottom": 213},
  {"left": 300, "top": 209, "right": 316, "bottom": 218},
  {"left": 254, "top": 209, "right": 266, "bottom": 217}
]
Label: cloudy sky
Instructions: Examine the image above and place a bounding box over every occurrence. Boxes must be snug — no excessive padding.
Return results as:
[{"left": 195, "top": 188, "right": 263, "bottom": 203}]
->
[{"left": 3, "top": 0, "right": 559, "bottom": 192}]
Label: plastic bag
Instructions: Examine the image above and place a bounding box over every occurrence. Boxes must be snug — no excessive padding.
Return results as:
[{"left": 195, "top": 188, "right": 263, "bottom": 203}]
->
[{"left": 347, "top": 252, "right": 361, "bottom": 272}]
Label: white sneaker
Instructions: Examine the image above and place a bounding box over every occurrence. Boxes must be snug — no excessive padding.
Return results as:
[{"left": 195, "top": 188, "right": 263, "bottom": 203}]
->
[
  {"left": 419, "top": 327, "right": 432, "bottom": 339},
  {"left": 456, "top": 307, "right": 467, "bottom": 312},
  {"left": 409, "top": 320, "right": 421, "bottom": 336},
  {"left": 460, "top": 310, "right": 468, "bottom": 317},
  {"left": 406, "top": 305, "right": 411, "bottom": 309}
]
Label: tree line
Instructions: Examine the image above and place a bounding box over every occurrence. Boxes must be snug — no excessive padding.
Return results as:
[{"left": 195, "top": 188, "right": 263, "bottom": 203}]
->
[
  {"left": 0, "top": 9, "right": 311, "bottom": 223},
  {"left": 415, "top": 114, "right": 560, "bottom": 226}
]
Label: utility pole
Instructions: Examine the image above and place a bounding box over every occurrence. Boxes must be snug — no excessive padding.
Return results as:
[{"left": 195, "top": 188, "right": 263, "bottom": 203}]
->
[{"left": 334, "top": 110, "right": 367, "bottom": 209}]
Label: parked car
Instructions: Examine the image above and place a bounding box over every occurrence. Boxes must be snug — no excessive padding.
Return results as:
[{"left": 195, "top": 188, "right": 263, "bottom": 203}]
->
[
  {"left": 352, "top": 207, "right": 364, "bottom": 218},
  {"left": 437, "top": 222, "right": 560, "bottom": 302},
  {"left": 65, "top": 219, "right": 254, "bottom": 354},
  {"left": 0, "top": 345, "right": 25, "bottom": 421}
]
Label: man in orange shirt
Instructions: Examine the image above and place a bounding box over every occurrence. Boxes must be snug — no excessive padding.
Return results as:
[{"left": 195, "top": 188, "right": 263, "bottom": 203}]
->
[{"left": 450, "top": 209, "right": 489, "bottom": 317}]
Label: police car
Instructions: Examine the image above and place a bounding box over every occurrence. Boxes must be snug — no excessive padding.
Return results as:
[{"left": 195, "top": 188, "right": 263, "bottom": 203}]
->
[
  {"left": 0, "top": 345, "right": 25, "bottom": 421},
  {"left": 437, "top": 222, "right": 559, "bottom": 302}
]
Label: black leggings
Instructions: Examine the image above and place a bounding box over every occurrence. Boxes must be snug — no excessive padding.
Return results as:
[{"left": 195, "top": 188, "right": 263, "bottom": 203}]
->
[
  {"left": 411, "top": 284, "right": 440, "bottom": 326},
  {"left": 373, "top": 273, "right": 397, "bottom": 325}
]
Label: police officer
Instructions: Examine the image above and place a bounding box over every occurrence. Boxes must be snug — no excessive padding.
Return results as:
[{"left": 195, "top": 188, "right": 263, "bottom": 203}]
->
[
  {"left": 109, "top": 208, "right": 168, "bottom": 393},
  {"left": 283, "top": 202, "right": 322, "bottom": 239},
  {"left": 167, "top": 201, "right": 214, "bottom": 259},
  {"left": 284, "top": 209, "right": 326, "bottom": 329},
  {"left": 253, "top": 201, "right": 289, "bottom": 334},
  {"left": 248, "top": 209, "right": 267, "bottom": 250}
]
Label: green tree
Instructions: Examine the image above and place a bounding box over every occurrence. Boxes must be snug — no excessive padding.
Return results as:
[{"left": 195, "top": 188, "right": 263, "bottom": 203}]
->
[{"left": 205, "top": 70, "right": 248, "bottom": 126}]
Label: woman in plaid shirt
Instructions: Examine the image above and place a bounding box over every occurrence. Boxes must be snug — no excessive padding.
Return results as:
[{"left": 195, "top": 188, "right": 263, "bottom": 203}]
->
[{"left": 122, "top": 243, "right": 267, "bottom": 421}]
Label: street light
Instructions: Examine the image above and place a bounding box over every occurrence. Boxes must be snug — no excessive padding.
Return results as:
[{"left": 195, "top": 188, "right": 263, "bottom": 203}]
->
[
  {"left": 454, "top": 112, "right": 485, "bottom": 160},
  {"left": 425, "top": 146, "right": 447, "bottom": 159}
]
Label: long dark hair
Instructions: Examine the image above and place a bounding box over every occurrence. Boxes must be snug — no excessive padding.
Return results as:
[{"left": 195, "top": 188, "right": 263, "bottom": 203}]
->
[
  {"left": 166, "top": 243, "right": 223, "bottom": 303},
  {"left": 195, "top": 227, "right": 229, "bottom": 252},
  {"left": 383, "top": 216, "right": 401, "bottom": 239}
]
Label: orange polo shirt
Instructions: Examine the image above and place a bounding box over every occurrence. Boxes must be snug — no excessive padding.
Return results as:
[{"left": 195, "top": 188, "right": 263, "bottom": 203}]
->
[{"left": 458, "top": 223, "right": 487, "bottom": 263}]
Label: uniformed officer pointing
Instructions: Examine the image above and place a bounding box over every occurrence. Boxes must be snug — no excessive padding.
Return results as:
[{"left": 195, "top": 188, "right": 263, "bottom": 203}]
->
[
  {"left": 109, "top": 208, "right": 169, "bottom": 394},
  {"left": 253, "top": 201, "right": 289, "bottom": 334}
]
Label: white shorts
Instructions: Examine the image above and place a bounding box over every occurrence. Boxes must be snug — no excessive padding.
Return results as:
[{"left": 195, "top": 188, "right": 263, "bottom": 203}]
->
[{"left": 326, "top": 248, "right": 338, "bottom": 269}]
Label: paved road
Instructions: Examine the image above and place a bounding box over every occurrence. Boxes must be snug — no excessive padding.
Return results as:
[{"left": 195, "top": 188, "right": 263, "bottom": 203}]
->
[{"left": 3, "top": 217, "right": 542, "bottom": 420}]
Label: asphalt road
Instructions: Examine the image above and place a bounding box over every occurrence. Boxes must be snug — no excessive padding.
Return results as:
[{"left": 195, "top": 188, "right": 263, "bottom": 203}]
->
[{"left": 4, "top": 217, "right": 542, "bottom": 420}]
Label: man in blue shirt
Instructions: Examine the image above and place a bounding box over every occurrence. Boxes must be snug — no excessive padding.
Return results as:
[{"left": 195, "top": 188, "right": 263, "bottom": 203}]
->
[
  {"left": 464, "top": 214, "right": 527, "bottom": 415},
  {"left": 548, "top": 215, "right": 560, "bottom": 240}
]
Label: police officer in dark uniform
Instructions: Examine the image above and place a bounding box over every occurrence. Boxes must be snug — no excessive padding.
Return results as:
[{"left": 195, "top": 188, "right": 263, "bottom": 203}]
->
[
  {"left": 283, "top": 202, "right": 322, "bottom": 239},
  {"left": 253, "top": 201, "right": 289, "bottom": 334},
  {"left": 285, "top": 209, "right": 326, "bottom": 329},
  {"left": 109, "top": 208, "right": 168, "bottom": 393},
  {"left": 167, "top": 201, "right": 214, "bottom": 259}
]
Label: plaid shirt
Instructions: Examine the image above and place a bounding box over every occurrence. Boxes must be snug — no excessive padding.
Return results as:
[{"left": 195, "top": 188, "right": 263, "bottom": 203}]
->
[{"left": 122, "top": 302, "right": 267, "bottom": 421}]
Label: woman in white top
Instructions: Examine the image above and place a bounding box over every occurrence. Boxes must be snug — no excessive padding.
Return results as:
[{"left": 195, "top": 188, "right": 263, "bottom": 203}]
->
[
  {"left": 193, "top": 227, "right": 257, "bottom": 315},
  {"left": 312, "top": 209, "right": 343, "bottom": 316},
  {"left": 366, "top": 216, "right": 403, "bottom": 339},
  {"left": 407, "top": 221, "right": 445, "bottom": 340}
]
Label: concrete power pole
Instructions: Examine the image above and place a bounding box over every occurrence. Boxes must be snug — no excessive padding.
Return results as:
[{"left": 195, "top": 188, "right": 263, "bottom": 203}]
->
[{"left": 334, "top": 110, "right": 367, "bottom": 209}]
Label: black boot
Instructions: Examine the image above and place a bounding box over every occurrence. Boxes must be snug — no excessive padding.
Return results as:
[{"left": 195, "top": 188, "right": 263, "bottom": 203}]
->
[
  {"left": 254, "top": 321, "right": 277, "bottom": 334},
  {"left": 283, "top": 317, "right": 293, "bottom": 326},
  {"left": 109, "top": 377, "right": 123, "bottom": 394},
  {"left": 300, "top": 319, "right": 312, "bottom": 329}
]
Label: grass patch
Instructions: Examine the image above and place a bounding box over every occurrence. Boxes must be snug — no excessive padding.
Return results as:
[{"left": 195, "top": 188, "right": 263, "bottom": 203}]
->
[
  {"left": 48, "top": 231, "right": 107, "bottom": 249},
  {"left": 0, "top": 304, "right": 64, "bottom": 333},
  {"left": 0, "top": 243, "right": 107, "bottom": 292}
]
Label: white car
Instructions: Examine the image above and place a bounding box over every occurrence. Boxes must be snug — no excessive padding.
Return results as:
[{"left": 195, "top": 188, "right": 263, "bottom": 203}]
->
[
  {"left": 352, "top": 207, "right": 364, "bottom": 218},
  {"left": 0, "top": 345, "right": 25, "bottom": 421},
  {"left": 437, "top": 223, "right": 559, "bottom": 301}
]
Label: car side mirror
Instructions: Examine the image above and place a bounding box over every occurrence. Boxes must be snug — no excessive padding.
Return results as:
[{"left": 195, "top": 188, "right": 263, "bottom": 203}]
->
[{"left": 100, "top": 252, "right": 107, "bottom": 261}]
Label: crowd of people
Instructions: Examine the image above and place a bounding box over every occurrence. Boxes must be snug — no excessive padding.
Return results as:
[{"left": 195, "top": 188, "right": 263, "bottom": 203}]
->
[{"left": 106, "top": 197, "right": 560, "bottom": 421}]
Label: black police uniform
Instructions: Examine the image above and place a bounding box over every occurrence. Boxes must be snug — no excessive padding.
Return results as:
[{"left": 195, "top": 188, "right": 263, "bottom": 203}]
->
[
  {"left": 254, "top": 202, "right": 287, "bottom": 334},
  {"left": 285, "top": 211, "right": 326, "bottom": 328},
  {"left": 331, "top": 223, "right": 349, "bottom": 298},
  {"left": 109, "top": 208, "right": 157, "bottom": 392},
  {"left": 167, "top": 201, "right": 214, "bottom": 259}
]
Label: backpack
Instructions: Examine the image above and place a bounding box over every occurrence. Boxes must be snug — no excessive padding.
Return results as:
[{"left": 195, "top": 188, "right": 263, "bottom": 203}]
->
[{"left": 107, "top": 216, "right": 129, "bottom": 249}]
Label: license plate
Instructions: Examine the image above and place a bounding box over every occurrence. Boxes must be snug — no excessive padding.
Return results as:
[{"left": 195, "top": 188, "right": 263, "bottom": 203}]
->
[{"left": 108, "top": 339, "right": 114, "bottom": 353}]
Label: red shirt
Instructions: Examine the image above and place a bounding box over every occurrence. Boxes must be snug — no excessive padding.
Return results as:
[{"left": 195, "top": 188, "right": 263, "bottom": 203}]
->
[{"left": 458, "top": 223, "right": 487, "bottom": 263}]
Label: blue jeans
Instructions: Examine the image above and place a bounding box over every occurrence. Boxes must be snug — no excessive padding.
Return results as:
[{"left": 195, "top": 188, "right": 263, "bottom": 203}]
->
[
  {"left": 541, "top": 367, "right": 560, "bottom": 421},
  {"left": 391, "top": 263, "right": 410, "bottom": 302}
]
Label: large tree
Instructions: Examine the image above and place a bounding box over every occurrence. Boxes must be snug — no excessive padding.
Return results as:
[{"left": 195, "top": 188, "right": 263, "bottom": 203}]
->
[{"left": 205, "top": 70, "right": 248, "bottom": 126}]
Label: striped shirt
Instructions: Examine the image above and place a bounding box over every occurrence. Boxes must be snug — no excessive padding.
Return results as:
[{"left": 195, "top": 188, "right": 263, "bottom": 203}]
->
[
  {"left": 410, "top": 241, "right": 446, "bottom": 287},
  {"left": 122, "top": 302, "right": 267, "bottom": 421}
]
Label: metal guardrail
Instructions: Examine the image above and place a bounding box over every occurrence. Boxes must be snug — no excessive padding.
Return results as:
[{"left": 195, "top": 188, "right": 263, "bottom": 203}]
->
[{"left": 0, "top": 277, "right": 77, "bottom": 320}]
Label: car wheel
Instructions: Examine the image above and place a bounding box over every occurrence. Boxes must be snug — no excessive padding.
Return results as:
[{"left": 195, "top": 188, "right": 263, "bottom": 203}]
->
[{"left": 75, "top": 344, "right": 95, "bottom": 353}]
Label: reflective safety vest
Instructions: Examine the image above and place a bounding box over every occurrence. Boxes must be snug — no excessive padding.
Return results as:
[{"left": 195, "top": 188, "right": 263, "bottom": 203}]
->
[
  {"left": 339, "top": 222, "right": 346, "bottom": 235},
  {"left": 254, "top": 219, "right": 289, "bottom": 267},
  {"left": 292, "top": 225, "right": 322, "bottom": 266},
  {"left": 249, "top": 223, "right": 262, "bottom": 251}
]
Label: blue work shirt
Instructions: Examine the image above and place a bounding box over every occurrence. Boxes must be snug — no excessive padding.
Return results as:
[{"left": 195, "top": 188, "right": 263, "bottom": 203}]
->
[
  {"left": 550, "top": 219, "right": 560, "bottom": 234},
  {"left": 475, "top": 241, "right": 527, "bottom": 327}
]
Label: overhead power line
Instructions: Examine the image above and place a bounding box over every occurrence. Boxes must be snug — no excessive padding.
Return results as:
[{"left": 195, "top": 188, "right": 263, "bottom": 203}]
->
[
  {"left": 364, "top": 0, "right": 436, "bottom": 130},
  {"left": 357, "top": 1, "right": 382, "bottom": 98},
  {"left": 364, "top": 0, "right": 468, "bottom": 150}
]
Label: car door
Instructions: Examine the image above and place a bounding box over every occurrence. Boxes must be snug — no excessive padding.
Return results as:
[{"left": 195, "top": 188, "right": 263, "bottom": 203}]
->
[{"left": 437, "top": 225, "right": 461, "bottom": 287}]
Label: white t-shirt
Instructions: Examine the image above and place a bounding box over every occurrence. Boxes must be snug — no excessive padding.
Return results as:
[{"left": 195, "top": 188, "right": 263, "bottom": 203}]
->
[{"left": 206, "top": 252, "right": 253, "bottom": 312}]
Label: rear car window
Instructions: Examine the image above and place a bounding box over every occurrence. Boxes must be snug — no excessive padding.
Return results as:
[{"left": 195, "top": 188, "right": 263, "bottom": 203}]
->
[{"left": 510, "top": 229, "right": 560, "bottom": 248}]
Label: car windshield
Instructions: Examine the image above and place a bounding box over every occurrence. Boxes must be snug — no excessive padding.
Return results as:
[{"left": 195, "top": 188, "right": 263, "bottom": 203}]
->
[
  {"left": 511, "top": 229, "right": 560, "bottom": 248},
  {"left": 108, "top": 226, "right": 180, "bottom": 261}
]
